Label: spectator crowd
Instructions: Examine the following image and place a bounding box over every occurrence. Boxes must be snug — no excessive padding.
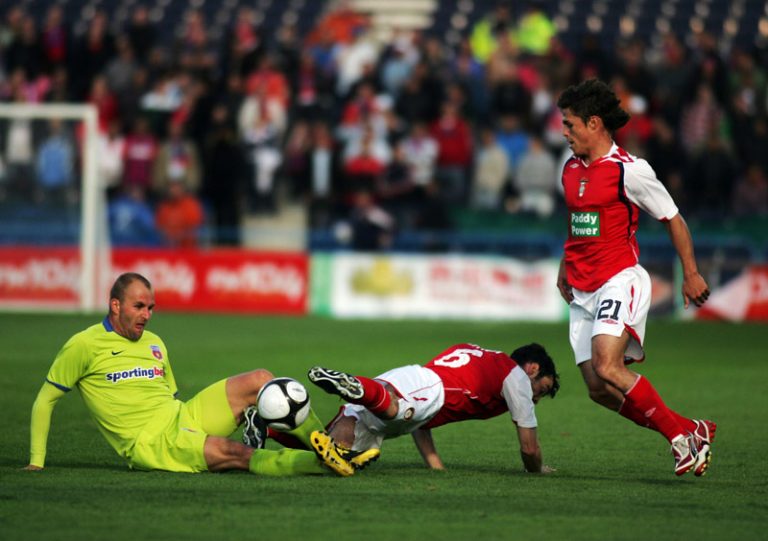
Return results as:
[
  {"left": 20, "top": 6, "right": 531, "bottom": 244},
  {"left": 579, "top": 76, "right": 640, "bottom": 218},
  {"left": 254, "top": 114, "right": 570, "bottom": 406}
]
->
[{"left": 1, "top": 1, "right": 767, "bottom": 250}]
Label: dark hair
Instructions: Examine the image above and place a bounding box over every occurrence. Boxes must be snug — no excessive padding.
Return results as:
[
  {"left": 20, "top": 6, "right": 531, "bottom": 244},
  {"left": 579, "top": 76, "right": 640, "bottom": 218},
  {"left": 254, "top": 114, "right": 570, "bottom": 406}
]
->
[
  {"left": 109, "top": 272, "right": 152, "bottom": 302},
  {"left": 510, "top": 343, "right": 560, "bottom": 398},
  {"left": 557, "top": 79, "right": 630, "bottom": 133}
]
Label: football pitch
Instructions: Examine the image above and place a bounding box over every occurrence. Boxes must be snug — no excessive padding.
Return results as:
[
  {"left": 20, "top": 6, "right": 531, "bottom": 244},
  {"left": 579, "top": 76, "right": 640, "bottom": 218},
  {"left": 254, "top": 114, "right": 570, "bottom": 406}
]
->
[{"left": 1, "top": 313, "right": 766, "bottom": 541}]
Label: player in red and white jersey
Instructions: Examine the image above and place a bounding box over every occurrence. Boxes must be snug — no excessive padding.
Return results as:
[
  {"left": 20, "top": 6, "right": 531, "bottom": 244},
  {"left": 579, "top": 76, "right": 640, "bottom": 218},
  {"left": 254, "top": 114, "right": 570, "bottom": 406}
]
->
[
  {"left": 556, "top": 79, "right": 715, "bottom": 477},
  {"left": 307, "top": 343, "right": 559, "bottom": 473}
]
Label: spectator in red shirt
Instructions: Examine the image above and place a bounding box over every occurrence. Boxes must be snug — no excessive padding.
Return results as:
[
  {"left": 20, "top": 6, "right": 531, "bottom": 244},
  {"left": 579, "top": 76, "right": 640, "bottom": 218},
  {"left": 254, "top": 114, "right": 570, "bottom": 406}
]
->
[
  {"left": 155, "top": 179, "right": 205, "bottom": 248},
  {"left": 122, "top": 116, "right": 158, "bottom": 193},
  {"left": 430, "top": 102, "right": 473, "bottom": 203},
  {"left": 88, "top": 75, "right": 119, "bottom": 134}
]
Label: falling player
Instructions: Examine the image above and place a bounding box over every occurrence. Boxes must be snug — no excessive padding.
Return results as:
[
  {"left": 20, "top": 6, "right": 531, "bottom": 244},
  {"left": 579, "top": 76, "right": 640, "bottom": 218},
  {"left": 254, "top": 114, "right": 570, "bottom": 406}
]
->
[{"left": 306, "top": 342, "right": 559, "bottom": 473}]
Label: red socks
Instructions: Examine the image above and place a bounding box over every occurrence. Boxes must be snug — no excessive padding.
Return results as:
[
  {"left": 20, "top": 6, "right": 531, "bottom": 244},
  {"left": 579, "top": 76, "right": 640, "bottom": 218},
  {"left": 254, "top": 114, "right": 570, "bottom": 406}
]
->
[
  {"left": 623, "top": 376, "right": 686, "bottom": 443},
  {"left": 353, "top": 376, "right": 392, "bottom": 415}
]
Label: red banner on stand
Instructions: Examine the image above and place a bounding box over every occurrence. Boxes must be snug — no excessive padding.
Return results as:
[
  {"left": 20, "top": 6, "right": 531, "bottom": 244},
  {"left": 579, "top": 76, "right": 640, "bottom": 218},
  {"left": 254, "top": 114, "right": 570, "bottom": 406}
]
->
[
  {"left": 696, "top": 265, "right": 768, "bottom": 322},
  {"left": 0, "top": 247, "right": 80, "bottom": 306},
  {"left": 0, "top": 247, "right": 309, "bottom": 314}
]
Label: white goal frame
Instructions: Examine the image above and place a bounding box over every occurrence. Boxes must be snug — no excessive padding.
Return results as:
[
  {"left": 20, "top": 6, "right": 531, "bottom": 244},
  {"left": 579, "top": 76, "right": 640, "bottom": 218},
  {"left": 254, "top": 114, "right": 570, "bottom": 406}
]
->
[{"left": 0, "top": 103, "right": 105, "bottom": 312}]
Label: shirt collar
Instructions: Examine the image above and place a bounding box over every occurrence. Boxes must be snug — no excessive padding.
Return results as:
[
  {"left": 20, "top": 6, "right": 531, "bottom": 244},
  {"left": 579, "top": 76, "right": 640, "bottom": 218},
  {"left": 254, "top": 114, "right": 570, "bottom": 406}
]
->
[
  {"left": 102, "top": 316, "right": 114, "bottom": 332},
  {"left": 577, "top": 142, "right": 618, "bottom": 167}
]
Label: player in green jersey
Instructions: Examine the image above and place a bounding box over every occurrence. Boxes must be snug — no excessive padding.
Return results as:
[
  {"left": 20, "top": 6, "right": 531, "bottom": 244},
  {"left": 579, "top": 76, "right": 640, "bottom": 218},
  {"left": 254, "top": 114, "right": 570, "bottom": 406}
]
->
[{"left": 26, "top": 272, "right": 377, "bottom": 477}]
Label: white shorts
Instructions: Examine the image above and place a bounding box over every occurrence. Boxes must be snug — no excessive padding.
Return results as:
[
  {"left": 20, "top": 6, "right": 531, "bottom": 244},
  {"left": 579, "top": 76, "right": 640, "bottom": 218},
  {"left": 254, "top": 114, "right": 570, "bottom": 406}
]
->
[
  {"left": 569, "top": 264, "right": 651, "bottom": 365},
  {"left": 341, "top": 365, "right": 444, "bottom": 452}
]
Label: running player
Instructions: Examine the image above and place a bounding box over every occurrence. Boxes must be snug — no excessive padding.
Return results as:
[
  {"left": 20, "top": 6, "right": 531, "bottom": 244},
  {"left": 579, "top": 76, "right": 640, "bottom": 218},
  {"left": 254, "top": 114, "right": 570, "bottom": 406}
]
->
[
  {"left": 25, "top": 272, "right": 377, "bottom": 477},
  {"left": 307, "top": 342, "right": 559, "bottom": 473},
  {"left": 556, "top": 79, "right": 715, "bottom": 476}
]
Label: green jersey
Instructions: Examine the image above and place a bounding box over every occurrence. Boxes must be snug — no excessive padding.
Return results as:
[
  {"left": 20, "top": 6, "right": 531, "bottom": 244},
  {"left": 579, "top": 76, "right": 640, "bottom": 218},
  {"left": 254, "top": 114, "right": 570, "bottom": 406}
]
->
[{"left": 45, "top": 317, "right": 178, "bottom": 460}]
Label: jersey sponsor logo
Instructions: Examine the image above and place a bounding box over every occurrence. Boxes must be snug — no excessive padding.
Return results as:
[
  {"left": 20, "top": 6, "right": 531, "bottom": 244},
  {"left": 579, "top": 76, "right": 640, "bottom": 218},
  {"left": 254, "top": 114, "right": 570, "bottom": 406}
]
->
[
  {"left": 150, "top": 345, "right": 163, "bottom": 361},
  {"left": 106, "top": 366, "right": 165, "bottom": 383},
  {"left": 111, "top": 350, "right": 124, "bottom": 356},
  {"left": 570, "top": 212, "right": 600, "bottom": 237}
]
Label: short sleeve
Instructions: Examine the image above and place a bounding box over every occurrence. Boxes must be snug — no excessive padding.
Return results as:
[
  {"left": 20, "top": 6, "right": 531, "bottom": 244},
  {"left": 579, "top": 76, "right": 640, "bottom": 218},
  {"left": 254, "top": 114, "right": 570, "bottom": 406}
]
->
[
  {"left": 501, "top": 367, "right": 538, "bottom": 428},
  {"left": 46, "top": 334, "right": 89, "bottom": 391},
  {"left": 623, "top": 159, "right": 679, "bottom": 221}
]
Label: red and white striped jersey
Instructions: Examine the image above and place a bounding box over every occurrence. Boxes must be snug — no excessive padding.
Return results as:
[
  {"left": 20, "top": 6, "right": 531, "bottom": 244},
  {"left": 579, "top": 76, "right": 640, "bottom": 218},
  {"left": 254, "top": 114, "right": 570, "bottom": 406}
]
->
[
  {"left": 561, "top": 143, "right": 678, "bottom": 292},
  {"left": 422, "top": 343, "right": 537, "bottom": 429}
]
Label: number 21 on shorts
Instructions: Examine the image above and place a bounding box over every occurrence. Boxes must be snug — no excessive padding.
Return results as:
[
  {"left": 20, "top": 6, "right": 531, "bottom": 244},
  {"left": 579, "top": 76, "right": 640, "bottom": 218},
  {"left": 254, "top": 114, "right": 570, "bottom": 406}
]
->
[{"left": 596, "top": 299, "right": 622, "bottom": 321}]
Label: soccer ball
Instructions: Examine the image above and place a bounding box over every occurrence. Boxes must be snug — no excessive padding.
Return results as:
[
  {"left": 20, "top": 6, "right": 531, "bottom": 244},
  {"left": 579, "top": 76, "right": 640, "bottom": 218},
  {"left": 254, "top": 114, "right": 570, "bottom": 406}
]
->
[{"left": 256, "top": 377, "right": 311, "bottom": 431}]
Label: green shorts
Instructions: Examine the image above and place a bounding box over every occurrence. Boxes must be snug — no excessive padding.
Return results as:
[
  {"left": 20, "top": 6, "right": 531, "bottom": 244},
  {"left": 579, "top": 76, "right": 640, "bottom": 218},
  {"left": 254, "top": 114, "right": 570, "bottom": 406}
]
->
[{"left": 128, "top": 379, "right": 238, "bottom": 473}]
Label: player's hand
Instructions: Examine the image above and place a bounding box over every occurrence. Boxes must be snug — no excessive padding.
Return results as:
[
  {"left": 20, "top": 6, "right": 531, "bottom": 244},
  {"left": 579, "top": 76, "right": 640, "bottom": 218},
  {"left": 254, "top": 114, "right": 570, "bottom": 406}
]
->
[
  {"left": 556, "top": 261, "right": 573, "bottom": 303},
  {"left": 682, "top": 271, "right": 709, "bottom": 309},
  {"left": 23, "top": 464, "right": 43, "bottom": 471},
  {"left": 525, "top": 465, "right": 556, "bottom": 474}
]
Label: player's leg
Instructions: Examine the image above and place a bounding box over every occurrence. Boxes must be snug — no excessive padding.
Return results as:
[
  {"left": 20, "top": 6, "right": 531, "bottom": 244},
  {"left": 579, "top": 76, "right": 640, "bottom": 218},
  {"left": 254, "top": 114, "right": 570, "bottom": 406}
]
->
[
  {"left": 224, "top": 369, "right": 275, "bottom": 423},
  {"left": 579, "top": 357, "right": 698, "bottom": 431},
  {"left": 194, "top": 370, "right": 325, "bottom": 450},
  {"left": 591, "top": 332, "right": 712, "bottom": 475},
  {"left": 578, "top": 359, "right": 625, "bottom": 410},
  {"left": 582, "top": 267, "right": 711, "bottom": 475},
  {"left": 327, "top": 411, "right": 358, "bottom": 448},
  {"left": 326, "top": 408, "right": 383, "bottom": 470},
  {"left": 281, "top": 407, "right": 327, "bottom": 448},
  {"left": 203, "top": 436, "right": 352, "bottom": 476},
  {"left": 570, "top": 292, "right": 625, "bottom": 409},
  {"left": 308, "top": 366, "right": 397, "bottom": 418},
  {"left": 592, "top": 333, "right": 686, "bottom": 441},
  {"left": 584, "top": 267, "right": 687, "bottom": 443},
  {"left": 183, "top": 369, "right": 275, "bottom": 439}
]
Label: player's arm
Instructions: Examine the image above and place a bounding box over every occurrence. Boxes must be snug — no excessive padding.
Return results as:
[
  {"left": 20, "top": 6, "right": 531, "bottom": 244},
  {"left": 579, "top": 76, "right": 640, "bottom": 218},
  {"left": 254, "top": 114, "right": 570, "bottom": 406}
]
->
[
  {"left": 516, "top": 425, "right": 544, "bottom": 472},
  {"left": 411, "top": 428, "right": 445, "bottom": 470},
  {"left": 28, "top": 332, "right": 89, "bottom": 470},
  {"left": 624, "top": 160, "right": 709, "bottom": 309},
  {"left": 556, "top": 256, "right": 573, "bottom": 303},
  {"left": 27, "top": 382, "right": 67, "bottom": 470},
  {"left": 664, "top": 214, "right": 710, "bottom": 308},
  {"left": 502, "top": 371, "right": 554, "bottom": 473}
]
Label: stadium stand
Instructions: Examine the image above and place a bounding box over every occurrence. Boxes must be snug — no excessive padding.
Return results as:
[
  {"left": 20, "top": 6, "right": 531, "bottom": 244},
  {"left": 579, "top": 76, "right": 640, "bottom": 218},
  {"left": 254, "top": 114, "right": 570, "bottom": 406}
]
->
[{"left": 0, "top": 0, "right": 766, "bottom": 262}]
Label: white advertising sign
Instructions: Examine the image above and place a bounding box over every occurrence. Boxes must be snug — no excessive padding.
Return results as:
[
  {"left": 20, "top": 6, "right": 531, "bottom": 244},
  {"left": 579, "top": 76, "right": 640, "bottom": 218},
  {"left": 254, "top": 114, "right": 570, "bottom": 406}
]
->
[{"left": 323, "top": 254, "right": 563, "bottom": 320}]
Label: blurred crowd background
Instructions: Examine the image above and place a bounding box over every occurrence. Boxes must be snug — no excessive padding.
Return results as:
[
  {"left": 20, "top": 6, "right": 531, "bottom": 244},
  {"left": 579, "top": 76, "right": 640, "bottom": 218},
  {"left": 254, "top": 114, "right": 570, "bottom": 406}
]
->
[{"left": 1, "top": 0, "right": 767, "bottom": 255}]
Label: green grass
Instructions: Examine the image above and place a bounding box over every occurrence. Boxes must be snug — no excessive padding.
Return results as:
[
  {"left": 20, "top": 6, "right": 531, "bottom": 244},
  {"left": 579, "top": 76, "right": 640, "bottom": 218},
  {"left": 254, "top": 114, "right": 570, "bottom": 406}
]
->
[{"left": 1, "top": 313, "right": 767, "bottom": 541}]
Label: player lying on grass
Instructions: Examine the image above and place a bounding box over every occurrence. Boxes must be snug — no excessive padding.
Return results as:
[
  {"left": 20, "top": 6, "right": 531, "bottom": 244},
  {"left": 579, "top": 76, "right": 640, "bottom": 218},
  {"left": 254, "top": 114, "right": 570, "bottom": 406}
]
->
[
  {"left": 304, "top": 342, "right": 559, "bottom": 473},
  {"left": 25, "top": 272, "right": 377, "bottom": 477}
]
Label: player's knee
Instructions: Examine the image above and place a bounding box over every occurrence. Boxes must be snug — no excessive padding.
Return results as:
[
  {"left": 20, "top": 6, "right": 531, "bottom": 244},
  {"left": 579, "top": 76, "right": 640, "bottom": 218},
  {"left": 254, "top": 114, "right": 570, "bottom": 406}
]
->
[
  {"left": 245, "top": 369, "right": 274, "bottom": 393},
  {"left": 591, "top": 354, "right": 620, "bottom": 383},
  {"left": 329, "top": 416, "right": 356, "bottom": 448},
  {"left": 377, "top": 389, "right": 399, "bottom": 420},
  {"left": 205, "top": 436, "right": 251, "bottom": 470}
]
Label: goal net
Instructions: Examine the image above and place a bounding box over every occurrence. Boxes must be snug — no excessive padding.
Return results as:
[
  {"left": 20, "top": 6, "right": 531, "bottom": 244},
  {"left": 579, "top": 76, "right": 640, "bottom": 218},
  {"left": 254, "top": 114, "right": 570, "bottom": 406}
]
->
[{"left": 0, "top": 103, "right": 109, "bottom": 312}]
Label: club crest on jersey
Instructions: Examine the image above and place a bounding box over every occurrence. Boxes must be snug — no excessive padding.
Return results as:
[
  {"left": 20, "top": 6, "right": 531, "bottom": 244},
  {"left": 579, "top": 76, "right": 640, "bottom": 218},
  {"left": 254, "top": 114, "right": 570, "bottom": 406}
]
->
[
  {"left": 578, "top": 178, "right": 588, "bottom": 197},
  {"left": 150, "top": 345, "right": 163, "bottom": 361}
]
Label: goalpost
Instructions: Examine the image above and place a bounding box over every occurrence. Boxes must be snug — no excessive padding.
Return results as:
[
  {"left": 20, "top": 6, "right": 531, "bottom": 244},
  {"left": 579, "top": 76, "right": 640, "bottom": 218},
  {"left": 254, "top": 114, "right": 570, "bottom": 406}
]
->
[{"left": 0, "top": 103, "right": 108, "bottom": 312}]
